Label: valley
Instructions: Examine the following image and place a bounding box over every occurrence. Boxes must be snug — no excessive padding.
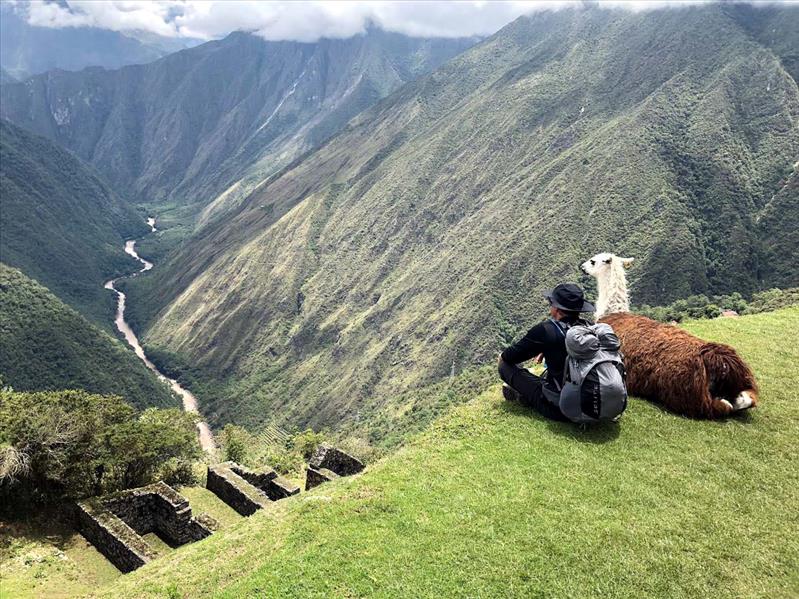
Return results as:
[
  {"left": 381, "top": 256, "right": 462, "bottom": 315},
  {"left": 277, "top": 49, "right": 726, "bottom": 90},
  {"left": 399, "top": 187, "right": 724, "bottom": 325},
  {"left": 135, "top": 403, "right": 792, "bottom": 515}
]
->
[
  {"left": 104, "top": 218, "right": 216, "bottom": 453},
  {"left": 118, "top": 4, "right": 799, "bottom": 439},
  {"left": 1, "top": 4, "right": 798, "bottom": 595}
]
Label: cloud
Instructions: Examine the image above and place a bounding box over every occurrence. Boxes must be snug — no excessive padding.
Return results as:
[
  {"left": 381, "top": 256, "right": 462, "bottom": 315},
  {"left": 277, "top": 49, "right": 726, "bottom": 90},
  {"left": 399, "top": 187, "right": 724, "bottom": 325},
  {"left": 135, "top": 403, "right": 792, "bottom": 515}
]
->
[{"left": 15, "top": 1, "right": 797, "bottom": 42}]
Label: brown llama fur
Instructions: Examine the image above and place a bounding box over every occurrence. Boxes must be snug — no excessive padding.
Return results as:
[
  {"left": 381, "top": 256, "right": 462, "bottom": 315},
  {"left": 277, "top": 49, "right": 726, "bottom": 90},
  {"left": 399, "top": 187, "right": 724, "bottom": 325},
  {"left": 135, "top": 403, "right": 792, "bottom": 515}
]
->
[{"left": 600, "top": 312, "right": 759, "bottom": 419}]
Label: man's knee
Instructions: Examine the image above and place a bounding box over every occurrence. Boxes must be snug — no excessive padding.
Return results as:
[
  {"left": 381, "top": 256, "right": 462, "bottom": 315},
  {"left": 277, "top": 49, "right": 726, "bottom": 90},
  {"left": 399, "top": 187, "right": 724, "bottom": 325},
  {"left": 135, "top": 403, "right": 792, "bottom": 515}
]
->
[{"left": 497, "top": 358, "right": 514, "bottom": 385}]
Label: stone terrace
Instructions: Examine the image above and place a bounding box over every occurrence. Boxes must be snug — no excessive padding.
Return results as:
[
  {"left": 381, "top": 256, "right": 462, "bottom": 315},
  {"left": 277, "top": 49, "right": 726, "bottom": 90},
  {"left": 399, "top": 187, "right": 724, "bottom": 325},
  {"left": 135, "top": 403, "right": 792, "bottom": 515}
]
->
[
  {"left": 75, "top": 481, "right": 216, "bottom": 573},
  {"left": 206, "top": 462, "right": 300, "bottom": 516},
  {"left": 306, "top": 444, "right": 365, "bottom": 490}
]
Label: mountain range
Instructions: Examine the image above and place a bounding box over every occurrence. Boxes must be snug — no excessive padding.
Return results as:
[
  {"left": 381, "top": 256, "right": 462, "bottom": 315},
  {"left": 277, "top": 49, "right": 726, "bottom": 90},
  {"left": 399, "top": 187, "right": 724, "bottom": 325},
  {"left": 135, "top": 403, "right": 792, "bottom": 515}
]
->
[
  {"left": 0, "top": 28, "right": 477, "bottom": 219},
  {"left": 0, "top": 2, "right": 198, "bottom": 79},
  {"left": 1, "top": 5, "right": 797, "bottom": 440},
  {"left": 0, "top": 119, "right": 147, "bottom": 325},
  {"left": 0, "top": 264, "right": 175, "bottom": 409},
  {"left": 124, "top": 4, "right": 798, "bottom": 435}
]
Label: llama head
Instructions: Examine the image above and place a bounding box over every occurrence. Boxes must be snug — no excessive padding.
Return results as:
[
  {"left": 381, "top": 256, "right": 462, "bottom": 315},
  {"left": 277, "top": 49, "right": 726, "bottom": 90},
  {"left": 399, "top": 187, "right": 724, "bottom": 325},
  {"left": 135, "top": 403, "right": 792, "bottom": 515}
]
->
[{"left": 580, "top": 253, "right": 634, "bottom": 279}]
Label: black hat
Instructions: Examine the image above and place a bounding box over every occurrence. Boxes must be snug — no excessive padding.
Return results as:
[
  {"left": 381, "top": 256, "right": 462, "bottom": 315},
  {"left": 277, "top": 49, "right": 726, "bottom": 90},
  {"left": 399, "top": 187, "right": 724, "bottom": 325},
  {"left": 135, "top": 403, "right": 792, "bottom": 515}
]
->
[{"left": 545, "top": 283, "right": 595, "bottom": 313}]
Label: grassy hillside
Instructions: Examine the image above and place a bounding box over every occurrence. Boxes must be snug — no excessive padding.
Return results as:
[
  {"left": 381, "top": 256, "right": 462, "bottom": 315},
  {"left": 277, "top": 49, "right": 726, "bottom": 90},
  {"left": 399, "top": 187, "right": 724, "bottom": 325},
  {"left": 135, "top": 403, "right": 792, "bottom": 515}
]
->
[
  {"left": 0, "top": 120, "right": 147, "bottom": 325},
  {"left": 64, "top": 306, "right": 796, "bottom": 598},
  {"left": 122, "top": 5, "right": 799, "bottom": 436},
  {"left": 0, "top": 265, "right": 175, "bottom": 409},
  {"left": 0, "top": 29, "right": 475, "bottom": 213}
]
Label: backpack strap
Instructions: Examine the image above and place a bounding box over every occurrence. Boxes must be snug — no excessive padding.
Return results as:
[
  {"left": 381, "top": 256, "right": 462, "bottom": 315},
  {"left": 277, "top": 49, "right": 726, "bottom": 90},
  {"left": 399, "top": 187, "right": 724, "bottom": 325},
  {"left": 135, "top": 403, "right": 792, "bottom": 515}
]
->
[
  {"left": 547, "top": 318, "right": 568, "bottom": 390},
  {"left": 548, "top": 318, "right": 567, "bottom": 338}
]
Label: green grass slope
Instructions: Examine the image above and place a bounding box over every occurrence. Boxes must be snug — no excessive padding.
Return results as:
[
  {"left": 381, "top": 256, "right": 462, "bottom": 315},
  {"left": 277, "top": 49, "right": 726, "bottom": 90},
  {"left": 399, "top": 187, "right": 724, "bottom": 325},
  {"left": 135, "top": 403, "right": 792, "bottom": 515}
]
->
[
  {"left": 100, "top": 307, "right": 798, "bottom": 598},
  {"left": 0, "top": 119, "right": 147, "bottom": 325},
  {"left": 127, "top": 4, "right": 799, "bottom": 436},
  {"left": 0, "top": 265, "right": 175, "bottom": 409}
]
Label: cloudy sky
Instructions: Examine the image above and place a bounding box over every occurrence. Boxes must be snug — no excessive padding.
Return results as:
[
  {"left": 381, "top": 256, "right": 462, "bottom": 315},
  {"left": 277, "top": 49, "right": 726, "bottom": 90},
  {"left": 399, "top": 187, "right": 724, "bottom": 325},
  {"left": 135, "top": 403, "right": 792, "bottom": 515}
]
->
[{"left": 9, "top": 1, "right": 794, "bottom": 42}]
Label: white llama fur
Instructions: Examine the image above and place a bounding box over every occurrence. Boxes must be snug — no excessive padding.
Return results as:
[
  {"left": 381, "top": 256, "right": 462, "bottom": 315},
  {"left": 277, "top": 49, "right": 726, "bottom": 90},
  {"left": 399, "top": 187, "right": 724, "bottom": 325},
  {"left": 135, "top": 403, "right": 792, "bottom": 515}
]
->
[{"left": 580, "top": 252, "right": 634, "bottom": 319}]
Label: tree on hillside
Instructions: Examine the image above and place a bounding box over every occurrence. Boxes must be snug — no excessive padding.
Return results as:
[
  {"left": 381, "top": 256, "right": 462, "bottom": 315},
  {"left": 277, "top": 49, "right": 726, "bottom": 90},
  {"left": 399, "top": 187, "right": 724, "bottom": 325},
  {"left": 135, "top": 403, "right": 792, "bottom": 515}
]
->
[{"left": 0, "top": 389, "right": 200, "bottom": 515}]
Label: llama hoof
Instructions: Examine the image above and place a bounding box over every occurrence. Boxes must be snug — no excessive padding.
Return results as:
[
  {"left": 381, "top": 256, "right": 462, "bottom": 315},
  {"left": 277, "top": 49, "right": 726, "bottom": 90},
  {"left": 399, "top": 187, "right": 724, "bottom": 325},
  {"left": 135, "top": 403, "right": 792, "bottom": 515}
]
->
[
  {"left": 733, "top": 391, "right": 755, "bottom": 411},
  {"left": 719, "top": 399, "right": 734, "bottom": 411}
]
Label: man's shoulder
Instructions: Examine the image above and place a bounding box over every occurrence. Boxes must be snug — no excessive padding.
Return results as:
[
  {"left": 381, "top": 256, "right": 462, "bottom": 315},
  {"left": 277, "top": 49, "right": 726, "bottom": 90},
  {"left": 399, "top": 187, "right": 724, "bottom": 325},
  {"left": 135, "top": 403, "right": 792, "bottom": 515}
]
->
[{"left": 526, "top": 320, "right": 554, "bottom": 338}]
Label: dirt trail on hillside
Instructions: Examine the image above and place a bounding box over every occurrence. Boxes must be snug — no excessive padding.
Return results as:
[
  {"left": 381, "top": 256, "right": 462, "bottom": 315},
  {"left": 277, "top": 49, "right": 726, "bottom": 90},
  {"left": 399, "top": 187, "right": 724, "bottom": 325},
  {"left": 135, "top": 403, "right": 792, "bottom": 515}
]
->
[{"left": 104, "top": 217, "right": 217, "bottom": 454}]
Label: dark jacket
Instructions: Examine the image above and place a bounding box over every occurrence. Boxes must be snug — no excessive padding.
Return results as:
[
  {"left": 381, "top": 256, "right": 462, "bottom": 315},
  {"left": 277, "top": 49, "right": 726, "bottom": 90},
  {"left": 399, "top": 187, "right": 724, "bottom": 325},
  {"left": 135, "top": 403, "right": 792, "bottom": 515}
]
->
[{"left": 501, "top": 316, "right": 583, "bottom": 387}]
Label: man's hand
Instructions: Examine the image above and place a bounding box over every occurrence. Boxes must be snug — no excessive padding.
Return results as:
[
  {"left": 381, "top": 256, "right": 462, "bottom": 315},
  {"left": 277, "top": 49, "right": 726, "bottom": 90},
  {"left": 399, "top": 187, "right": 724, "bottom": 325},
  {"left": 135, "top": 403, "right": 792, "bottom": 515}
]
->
[
  {"left": 497, "top": 353, "right": 505, "bottom": 366},
  {"left": 534, "top": 353, "right": 544, "bottom": 364}
]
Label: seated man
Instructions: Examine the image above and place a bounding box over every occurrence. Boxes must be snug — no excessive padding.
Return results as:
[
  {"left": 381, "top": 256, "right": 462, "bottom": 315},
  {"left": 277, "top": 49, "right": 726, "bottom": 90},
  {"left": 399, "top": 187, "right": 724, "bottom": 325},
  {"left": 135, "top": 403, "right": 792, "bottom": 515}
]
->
[{"left": 498, "top": 283, "right": 595, "bottom": 421}]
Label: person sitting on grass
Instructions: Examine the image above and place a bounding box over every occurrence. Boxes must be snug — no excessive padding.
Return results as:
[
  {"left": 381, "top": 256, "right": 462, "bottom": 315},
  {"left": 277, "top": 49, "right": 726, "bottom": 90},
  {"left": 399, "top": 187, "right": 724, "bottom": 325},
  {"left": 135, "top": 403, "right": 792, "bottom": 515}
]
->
[{"left": 498, "top": 283, "right": 595, "bottom": 421}]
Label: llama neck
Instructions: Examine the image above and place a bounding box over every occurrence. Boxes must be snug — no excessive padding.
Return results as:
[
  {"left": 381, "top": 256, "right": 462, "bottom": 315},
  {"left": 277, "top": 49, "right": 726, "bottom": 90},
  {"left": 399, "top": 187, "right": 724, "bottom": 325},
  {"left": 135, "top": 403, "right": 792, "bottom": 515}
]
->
[{"left": 596, "top": 265, "right": 630, "bottom": 319}]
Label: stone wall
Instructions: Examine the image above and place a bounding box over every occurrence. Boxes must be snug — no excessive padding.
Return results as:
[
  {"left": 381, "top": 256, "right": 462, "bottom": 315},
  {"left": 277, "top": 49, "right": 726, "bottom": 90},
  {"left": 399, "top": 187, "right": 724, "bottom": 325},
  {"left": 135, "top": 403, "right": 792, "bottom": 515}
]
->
[
  {"left": 75, "top": 482, "right": 215, "bottom": 572},
  {"left": 305, "top": 467, "right": 339, "bottom": 490},
  {"left": 305, "top": 445, "right": 364, "bottom": 490},
  {"left": 261, "top": 474, "right": 301, "bottom": 500},
  {"left": 206, "top": 463, "right": 272, "bottom": 516},
  {"left": 74, "top": 499, "right": 155, "bottom": 573},
  {"left": 207, "top": 462, "right": 300, "bottom": 514},
  {"left": 309, "top": 444, "right": 365, "bottom": 476}
]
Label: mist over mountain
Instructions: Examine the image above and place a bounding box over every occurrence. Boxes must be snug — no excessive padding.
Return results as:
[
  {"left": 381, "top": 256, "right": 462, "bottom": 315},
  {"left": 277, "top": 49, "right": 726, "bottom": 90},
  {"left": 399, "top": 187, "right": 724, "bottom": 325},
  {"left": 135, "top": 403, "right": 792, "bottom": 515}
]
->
[
  {"left": 121, "top": 4, "right": 798, "bottom": 435},
  {"left": 0, "top": 119, "right": 146, "bottom": 325},
  {"left": 0, "top": 27, "right": 477, "bottom": 216},
  {"left": 0, "top": 3, "right": 196, "bottom": 79}
]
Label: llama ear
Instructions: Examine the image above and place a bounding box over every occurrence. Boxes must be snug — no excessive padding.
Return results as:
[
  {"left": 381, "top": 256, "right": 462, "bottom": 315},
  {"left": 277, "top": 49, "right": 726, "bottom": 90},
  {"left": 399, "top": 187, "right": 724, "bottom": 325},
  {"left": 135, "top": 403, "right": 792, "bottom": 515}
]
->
[{"left": 621, "top": 257, "right": 635, "bottom": 269}]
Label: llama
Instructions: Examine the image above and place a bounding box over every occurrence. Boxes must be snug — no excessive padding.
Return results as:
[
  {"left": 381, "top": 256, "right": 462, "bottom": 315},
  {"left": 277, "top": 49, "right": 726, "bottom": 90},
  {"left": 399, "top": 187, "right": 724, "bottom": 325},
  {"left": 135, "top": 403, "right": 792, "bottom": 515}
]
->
[{"left": 580, "top": 253, "right": 758, "bottom": 419}]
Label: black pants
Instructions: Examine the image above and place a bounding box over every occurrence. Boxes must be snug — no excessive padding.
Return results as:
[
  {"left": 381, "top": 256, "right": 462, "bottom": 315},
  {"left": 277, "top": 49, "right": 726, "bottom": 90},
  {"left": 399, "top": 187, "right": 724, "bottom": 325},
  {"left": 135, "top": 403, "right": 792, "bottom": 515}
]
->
[{"left": 498, "top": 360, "right": 569, "bottom": 422}]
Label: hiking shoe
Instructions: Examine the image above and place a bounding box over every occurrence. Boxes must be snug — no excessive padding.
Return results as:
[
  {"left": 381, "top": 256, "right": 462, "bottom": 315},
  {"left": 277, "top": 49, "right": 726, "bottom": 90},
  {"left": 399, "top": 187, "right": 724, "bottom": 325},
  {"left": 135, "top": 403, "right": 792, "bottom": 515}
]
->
[{"left": 502, "top": 384, "right": 521, "bottom": 402}]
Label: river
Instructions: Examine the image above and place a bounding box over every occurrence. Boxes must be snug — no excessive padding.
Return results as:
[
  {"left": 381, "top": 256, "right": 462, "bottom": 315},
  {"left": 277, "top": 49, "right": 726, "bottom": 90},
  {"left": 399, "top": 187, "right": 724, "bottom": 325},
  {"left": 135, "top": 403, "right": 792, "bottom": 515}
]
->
[{"left": 104, "top": 217, "right": 216, "bottom": 454}]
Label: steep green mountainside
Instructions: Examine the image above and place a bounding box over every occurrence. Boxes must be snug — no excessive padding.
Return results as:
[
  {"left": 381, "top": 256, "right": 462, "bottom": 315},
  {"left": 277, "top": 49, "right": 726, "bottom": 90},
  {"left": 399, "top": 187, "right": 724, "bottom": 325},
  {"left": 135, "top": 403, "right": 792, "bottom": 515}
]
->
[
  {"left": 0, "top": 119, "right": 147, "bottom": 325},
  {"left": 0, "top": 28, "right": 476, "bottom": 215},
  {"left": 0, "top": 265, "right": 175, "bottom": 409},
  {"left": 756, "top": 161, "right": 798, "bottom": 287},
  {"left": 123, "top": 5, "right": 798, "bottom": 435},
  {"left": 85, "top": 308, "right": 796, "bottom": 598}
]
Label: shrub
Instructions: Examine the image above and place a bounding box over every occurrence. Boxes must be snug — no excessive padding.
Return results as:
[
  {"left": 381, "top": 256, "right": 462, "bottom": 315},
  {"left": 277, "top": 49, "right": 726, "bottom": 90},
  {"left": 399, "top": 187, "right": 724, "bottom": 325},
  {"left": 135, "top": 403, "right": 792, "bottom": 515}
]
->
[
  {"left": 0, "top": 389, "right": 200, "bottom": 514},
  {"left": 291, "top": 429, "right": 327, "bottom": 461},
  {"left": 219, "top": 424, "right": 253, "bottom": 463},
  {"left": 636, "top": 287, "right": 798, "bottom": 322}
]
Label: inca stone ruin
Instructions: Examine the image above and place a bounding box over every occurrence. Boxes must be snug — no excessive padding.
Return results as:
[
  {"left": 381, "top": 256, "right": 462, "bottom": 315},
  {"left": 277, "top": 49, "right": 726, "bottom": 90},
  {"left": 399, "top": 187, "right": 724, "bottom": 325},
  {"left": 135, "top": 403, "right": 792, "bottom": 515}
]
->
[
  {"left": 306, "top": 444, "right": 365, "bottom": 490},
  {"left": 74, "top": 481, "right": 216, "bottom": 573},
  {"left": 75, "top": 446, "right": 364, "bottom": 573},
  {"left": 206, "top": 461, "right": 300, "bottom": 516}
]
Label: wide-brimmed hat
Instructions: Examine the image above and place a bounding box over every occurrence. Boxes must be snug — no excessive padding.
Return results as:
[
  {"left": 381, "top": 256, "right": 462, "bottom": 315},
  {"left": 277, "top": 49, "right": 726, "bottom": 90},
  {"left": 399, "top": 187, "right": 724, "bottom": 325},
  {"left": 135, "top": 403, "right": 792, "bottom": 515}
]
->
[{"left": 544, "top": 283, "right": 595, "bottom": 313}]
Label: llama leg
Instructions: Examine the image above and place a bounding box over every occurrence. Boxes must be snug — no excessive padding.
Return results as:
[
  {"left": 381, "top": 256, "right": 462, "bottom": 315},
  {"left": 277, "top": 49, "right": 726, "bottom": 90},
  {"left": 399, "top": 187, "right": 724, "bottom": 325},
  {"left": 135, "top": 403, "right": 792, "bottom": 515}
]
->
[{"left": 709, "top": 398, "right": 734, "bottom": 418}]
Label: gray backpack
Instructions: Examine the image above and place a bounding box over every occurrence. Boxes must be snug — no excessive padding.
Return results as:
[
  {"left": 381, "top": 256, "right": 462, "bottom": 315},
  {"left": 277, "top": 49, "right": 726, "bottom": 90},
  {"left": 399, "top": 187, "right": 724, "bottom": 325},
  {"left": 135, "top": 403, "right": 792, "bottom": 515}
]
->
[{"left": 543, "top": 321, "right": 628, "bottom": 423}]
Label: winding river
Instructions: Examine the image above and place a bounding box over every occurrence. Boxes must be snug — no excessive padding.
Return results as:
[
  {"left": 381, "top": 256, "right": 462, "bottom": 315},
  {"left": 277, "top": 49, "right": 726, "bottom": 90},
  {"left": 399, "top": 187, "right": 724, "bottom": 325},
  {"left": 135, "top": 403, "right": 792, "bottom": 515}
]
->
[{"left": 104, "top": 218, "right": 216, "bottom": 454}]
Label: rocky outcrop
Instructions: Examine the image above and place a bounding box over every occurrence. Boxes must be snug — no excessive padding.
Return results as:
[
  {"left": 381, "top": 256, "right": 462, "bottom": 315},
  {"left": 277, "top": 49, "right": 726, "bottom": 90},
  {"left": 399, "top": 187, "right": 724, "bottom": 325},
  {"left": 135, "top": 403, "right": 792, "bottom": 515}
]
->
[{"left": 75, "top": 481, "right": 215, "bottom": 573}]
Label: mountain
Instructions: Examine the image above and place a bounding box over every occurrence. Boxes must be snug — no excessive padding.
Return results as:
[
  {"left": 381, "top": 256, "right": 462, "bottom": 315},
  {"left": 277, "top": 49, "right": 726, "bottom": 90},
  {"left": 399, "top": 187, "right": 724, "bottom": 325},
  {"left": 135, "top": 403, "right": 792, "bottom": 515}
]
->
[
  {"left": 0, "top": 265, "right": 175, "bottom": 409},
  {"left": 0, "top": 68, "right": 16, "bottom": 84},
  {"left": 0, "top": 3, "right": 197, "bottom": 79},
  {"left": 0, "top": 119, "right": 147, "bottom": 325},
  {"left": 117, "top": 5, "right": 798, "bottom": 436},
  {"left": 0, "top": 28, "right": 477, "bottom": 216}
]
